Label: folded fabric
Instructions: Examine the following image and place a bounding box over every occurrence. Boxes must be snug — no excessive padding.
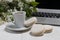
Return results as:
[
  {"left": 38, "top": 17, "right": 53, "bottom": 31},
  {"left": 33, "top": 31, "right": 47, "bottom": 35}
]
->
[
  {"left": 30, "top": 24, "right": 53, "bottom": 36},
  {"left": 30, "top": 24, "right": 45, "bottom": 36},
  {"left": 24, "top": 17, "right": 37, "bottom": 27},
  {"left": 43, "top": 25, "right": 53, "bottom": 33}
]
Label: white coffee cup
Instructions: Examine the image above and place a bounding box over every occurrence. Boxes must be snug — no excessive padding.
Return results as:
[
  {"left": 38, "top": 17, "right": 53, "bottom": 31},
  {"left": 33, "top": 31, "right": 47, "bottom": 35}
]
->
[{"left": 12, "top": 11, "right": 26, "bottom": 28}]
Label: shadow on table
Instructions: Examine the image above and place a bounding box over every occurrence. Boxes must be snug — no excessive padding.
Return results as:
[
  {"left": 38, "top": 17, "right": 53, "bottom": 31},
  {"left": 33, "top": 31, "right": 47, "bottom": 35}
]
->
[
  {"left": 4, "top": 27, "right": 31, "bottom": 34},
  {"left": 29, "top": 32, "right": 44, "bottom": 37}
]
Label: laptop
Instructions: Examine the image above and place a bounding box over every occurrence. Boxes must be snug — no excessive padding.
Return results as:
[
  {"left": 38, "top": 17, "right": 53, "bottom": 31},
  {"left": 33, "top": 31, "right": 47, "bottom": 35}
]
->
[{"left": 32, "top": 0, "right": 60, "bottom": 25}]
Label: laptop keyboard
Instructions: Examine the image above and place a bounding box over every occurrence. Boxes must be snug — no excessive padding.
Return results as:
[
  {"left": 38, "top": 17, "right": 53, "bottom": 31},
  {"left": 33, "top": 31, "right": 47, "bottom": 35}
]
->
[{"left": 32, "top": 12, "right": 60, "bottom": 18}]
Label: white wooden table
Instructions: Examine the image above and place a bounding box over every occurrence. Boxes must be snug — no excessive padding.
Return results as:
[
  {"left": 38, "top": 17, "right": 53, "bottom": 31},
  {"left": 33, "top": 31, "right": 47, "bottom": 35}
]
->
[{"left": 0, "top": 23, "right": 60, "bottom": 40}]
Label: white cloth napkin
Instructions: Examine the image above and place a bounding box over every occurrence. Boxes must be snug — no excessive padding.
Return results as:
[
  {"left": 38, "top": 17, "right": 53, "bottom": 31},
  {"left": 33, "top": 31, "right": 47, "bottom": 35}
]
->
[{"left": 24, "top": 17, "right": 37, "bottom": 27}]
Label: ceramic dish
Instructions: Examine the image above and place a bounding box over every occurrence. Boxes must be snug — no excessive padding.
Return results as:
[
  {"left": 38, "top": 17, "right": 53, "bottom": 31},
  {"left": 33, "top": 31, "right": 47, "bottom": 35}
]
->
[{"left": 6, "top": 22, "right": 31, "bottom": 31}]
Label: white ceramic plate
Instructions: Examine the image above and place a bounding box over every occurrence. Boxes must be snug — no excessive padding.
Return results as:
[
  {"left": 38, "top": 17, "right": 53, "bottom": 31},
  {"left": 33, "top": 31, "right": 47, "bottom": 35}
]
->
[{"left": 6, "top": 22, "right": 31, "bottom": 31}]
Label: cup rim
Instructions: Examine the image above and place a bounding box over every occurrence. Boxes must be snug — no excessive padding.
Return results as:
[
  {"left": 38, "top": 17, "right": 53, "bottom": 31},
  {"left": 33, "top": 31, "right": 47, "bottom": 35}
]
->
[{"left": 12, "top": 11, "right": 26, "bottom": 15}]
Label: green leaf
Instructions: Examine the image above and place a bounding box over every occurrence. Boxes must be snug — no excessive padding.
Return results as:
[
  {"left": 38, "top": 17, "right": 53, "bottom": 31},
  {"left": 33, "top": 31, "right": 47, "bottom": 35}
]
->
[
  {"left": 30, "top": 1, "right": 39, "bottom": 7},
  {"left": 32, "top": 7, "right": 37, "bottom": 12},
  {"left": 25, "top": 8, "right": 32, "bottom": 17}
]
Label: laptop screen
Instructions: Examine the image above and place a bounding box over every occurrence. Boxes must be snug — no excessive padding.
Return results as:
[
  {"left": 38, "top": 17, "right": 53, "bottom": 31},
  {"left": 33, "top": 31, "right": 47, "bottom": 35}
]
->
[{"left": 36, "top": 0, "right": 60, "bottom": 9}]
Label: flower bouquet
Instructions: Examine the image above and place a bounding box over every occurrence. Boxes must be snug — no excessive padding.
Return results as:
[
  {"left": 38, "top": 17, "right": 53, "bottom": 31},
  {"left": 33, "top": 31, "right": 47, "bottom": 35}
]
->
[{"left": 0, "top": 0, "right": 39, "bottom": 24}]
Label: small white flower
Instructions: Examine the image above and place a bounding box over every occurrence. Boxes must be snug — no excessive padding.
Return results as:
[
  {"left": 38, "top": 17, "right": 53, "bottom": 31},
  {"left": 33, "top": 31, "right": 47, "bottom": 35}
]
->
[
  {"left": 18, "top": 2, "right": 23, "bottom": 7},
  {"left": 18, "top": 2, "right": 23, "bottom": 10},
  {"left": 26, "top": 0, "right": 35, "bottom": 2},
  {"left": 2, "top": 0, "right": 13, "bottom": 2},
  {"left": 7, "top": 0, "right": 13, "bottom": 2}
]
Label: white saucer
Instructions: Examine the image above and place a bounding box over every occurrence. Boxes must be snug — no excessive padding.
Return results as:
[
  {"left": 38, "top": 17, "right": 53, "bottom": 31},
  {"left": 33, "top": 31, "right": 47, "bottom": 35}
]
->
[{"left": 6, "top": 22, "right": 31, "bottom": 31}]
